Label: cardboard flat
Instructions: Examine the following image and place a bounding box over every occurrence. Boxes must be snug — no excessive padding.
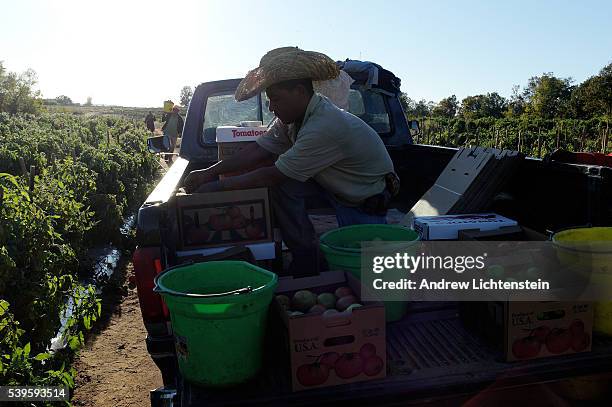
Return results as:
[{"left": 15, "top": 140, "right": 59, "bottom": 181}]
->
[
  {"left": 175, "top": 188, "right": 273, "bottom": 249},
  {"left": 461, "top": 300, "right": 593, "bottom": 362},
  {"left": 402, "top": 147, "right": 524, "bottom": 226},
  {"left": 275, "top": 271, "right": 386, "bottom": 392},
  {"left": 413, "top": 213, "right": 518, "bottom": 240}
]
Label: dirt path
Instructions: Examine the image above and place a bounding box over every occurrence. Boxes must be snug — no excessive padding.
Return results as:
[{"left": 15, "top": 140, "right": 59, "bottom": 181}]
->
[{"left": 72, "top": 260, "right": 161, "bottom": 407}]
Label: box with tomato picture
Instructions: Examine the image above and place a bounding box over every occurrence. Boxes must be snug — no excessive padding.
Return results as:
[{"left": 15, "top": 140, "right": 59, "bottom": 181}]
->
[
  {"left": 175, "top": 188, "right": 273, "bottom": 249},
  {"left": 485, "top": 301, "right": 593, "bottom": 362},
  {"left": 273, "top": 270, "right": 386, "bottom": 392}
]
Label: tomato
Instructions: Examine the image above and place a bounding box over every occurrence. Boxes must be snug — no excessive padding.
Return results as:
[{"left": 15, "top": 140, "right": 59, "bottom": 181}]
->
[
  {"left": 545, "top": 328, "right": 572, "bottom": 354},
  {"left": 335, "top": 286, "right": 353, "bottom": 298},
  {"left": 275, "top": 295, "right": 290, "bottom": 310},
  {"left": 571, "top": 332, "right": 590, "bottom": 352},
  {"left": 227, "top": 206, "right": 242, "bottom": 218},
  {"left": 363, "top": 355, "right": 384, "bottom": 376},
  {"left": 246, "top": 223, "right": 262, "bottom": 238},
  {"left": 209, "top": 214, "right": 232, "bottom": 231},
  {"left": 512, "top": 336, "right": 541, "bottom": 359},
  {"left": 309, "top": 304, "right": 326, "bottom": 314},
  {"left": 319, "top": 352, "right": 340, "bottom": 370},
  {"left": 231, "top": 215, "right": 246, "bottom": 229},
  {"left": 296, "top": 362, "right": 329, "bottom": 387},
  {"left": 360, "top": 343, "right": 377, "bottom": 360},
  {"left": 334, "top": 353, "right": 364, "bottom": 379},
  {"left": 317, "top": 292, "right": 336, "bottom": 309},
  {"left": 569, "top": 319, "right": 585, "bottom": 337},
  {"left": 186, "top": 227, "right": 209, "bottom": 243},
  {"left": 336, "top": 295, "right": 358, "bottom": 311},
  {"left": 292, "top": 290, "right": 316, "bottom": 313},
  {"left": 532, "top": 325, "right": 551, "bottom": 343}
]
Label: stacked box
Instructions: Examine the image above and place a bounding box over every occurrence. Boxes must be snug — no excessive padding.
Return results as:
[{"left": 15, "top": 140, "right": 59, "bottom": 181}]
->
[
  {"left": 175, "top": 188, "right": 273, "bottom": 250},
  {"left": 414, "top": 213, "right": 518, "bottom": 240},
  {"left": 274, "top": 271, "right": 386, "bottom": 391}
]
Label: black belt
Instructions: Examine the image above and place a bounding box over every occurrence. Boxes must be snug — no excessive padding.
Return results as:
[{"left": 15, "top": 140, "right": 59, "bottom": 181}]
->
[{"left": 360, "top": 173, "right": 400, "bottom": 216}]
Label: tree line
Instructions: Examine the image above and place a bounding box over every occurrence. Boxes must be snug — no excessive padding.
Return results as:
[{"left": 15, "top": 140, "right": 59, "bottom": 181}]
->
[{"left": 401, "top": 62, "right": 612, "bottom": 122}]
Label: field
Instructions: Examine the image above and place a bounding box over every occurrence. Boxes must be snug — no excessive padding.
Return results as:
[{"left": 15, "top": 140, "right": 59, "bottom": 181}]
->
[
  {"left": 0, "top": 110, "right": 159, "bottom": 391},
  {"left": 45, "top": 104, "right": 186, "bottom": 122}
]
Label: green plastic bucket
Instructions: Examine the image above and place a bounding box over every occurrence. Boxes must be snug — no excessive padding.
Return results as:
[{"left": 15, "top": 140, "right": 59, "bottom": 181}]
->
[
  {"left": 154, "top": 261, "right": 277, "bottom": 386},
  {"left": 319, "top": 224, "right": 421, "bottom": 322}
]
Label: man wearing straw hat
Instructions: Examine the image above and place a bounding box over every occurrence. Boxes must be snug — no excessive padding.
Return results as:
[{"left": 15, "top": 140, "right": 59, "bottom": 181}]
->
[{"left": 185, "top": 47, "right": 397, "bottom": 275}]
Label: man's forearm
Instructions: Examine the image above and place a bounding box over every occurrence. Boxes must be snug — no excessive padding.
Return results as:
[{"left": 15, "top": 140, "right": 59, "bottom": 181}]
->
[
  {"left": 218, "top": 165, "right": 287, "bottom": 190},
  {"left": 207, "top": 142, "right": 274, "bottom": 176}
]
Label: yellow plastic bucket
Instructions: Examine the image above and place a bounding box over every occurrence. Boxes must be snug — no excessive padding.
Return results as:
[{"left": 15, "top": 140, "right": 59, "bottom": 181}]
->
[
  {"left": 552, "top": 226, "right": 612, "bottom": 336},
  {"left": 164, "top": 100, "right": 174, "bottom": 113}
]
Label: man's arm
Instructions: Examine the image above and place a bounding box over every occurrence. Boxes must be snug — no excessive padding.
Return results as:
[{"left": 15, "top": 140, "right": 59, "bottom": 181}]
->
[
  {"left": 195, "top": 165, "right": 288, "bottom": 193},
  {"left": 184, "top": 142, "right": 275, "bottom": 191}
]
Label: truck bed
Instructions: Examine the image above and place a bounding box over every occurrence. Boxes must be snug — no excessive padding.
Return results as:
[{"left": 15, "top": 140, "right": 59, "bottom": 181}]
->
[{"left": 177, "top": 303, "right": 612, "bottom": 406}]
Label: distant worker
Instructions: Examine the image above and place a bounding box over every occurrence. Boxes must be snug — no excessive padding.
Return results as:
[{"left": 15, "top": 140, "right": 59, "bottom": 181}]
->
[
  {"left": 161, "top": 105, "right": 184, "bottom": 162},
  {"left": 144, "top": 111, "right": 155, "bottom": 133}
]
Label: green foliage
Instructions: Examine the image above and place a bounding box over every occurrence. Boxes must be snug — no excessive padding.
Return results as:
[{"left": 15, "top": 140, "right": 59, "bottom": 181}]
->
[
  {"left": 400, "top": 94, "right": 434, "bottom": 117},
  {"left": 575, "top": 63, "right": 612, "bottom": 119},
  {"left": 0, "top": 113, "right": 158, "bottom": 244},
  {"left": 0, "top": 62, "right": 42, "bottom": 115},
  {"left": 415, "top": 116, "right": 609, "bottom": 157},
  {"left": 460, "top": 92, "right": 507, "bottom": 120},
  {"left": 432, "top": 95, "right": 458, "bottom": 118},
  {"left": 180, "top": 86, "right": 194, "bottom": 107},
  {"left": 523, "top": 73, "right": 573, "bottom": 119},
  {"left": 0, "top": 112, "right": 158, "bottom": 389},
  {"left": 54, "top": 95, "right": 73, "bottom": 106}
]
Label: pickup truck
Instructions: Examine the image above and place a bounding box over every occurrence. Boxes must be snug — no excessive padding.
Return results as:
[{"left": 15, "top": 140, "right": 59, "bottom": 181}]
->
[{"left": 134, "top": 63, "right": 612, "bottom": 406}]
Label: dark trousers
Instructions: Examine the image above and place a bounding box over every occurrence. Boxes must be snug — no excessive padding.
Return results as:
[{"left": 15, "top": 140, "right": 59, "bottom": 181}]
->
[{"left": 270, "top": 179, "right": 386, "bottom": 276}]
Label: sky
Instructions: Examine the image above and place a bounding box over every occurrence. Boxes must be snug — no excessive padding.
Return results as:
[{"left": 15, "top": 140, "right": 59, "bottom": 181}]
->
[{"left": 2, "top": 0, "right": 611, "bottom": 107}]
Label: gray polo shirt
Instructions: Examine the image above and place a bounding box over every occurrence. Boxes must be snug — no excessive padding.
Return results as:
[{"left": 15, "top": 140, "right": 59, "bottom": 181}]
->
[{"left": 256, "top": 93, "right": 394, "bottom": 206}]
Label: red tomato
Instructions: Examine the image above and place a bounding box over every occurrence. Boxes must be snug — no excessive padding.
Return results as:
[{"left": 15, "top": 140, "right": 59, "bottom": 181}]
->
[
  {"left": 569, "top": 319, "right": 585, "bottom": 337},
  {"left": 227, "top": 206, "right": 242, "bottom": 218},
  {"left": 319, "top": 352, "right": 340, "bottom": 370},
  {"left": 363, "top": 355, "right": 384, "bottom": 376},
  {"left": 545, "top": 328, "right": 572, "bottom": 354},
  {"left": 532, "top": 326, "right": 551, "bottom": 343},
  {"left": 296, "top": 363, "right": 329, "bottom": 387},
  {"left": 334, "top": 286, "right": 353, "bottom": 298},
  {"left": 334, "top": 353, "right": 364, "bottom": 379},
  {"left": 360, "top": 343, "right": 377, "bottom": 360},
  {"left": 571, "top": 332, "right": 590, "bottom": 352},
  {"left": 512, "top": 336, "right": 541, "bottom": 359}
]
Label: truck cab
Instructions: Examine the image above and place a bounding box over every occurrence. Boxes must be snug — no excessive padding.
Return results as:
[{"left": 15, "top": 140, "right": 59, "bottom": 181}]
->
[{"left": 136, "top": 64, "right": 612, "bottom": 406}]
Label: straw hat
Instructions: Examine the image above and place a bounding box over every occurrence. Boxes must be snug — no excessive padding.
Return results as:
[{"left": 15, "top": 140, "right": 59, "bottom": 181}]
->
[{"left": 235, "top": 47, "right": 340, "bottom": 102}]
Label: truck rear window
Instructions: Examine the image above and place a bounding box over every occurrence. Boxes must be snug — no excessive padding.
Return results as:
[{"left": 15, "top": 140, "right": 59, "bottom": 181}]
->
[
  {"left": 201, "top": 88, "right": 390, "bottom": 144},
  {"left": 201, "top": 91, "right": 267, "bottom": 143},
  {"left": 349, "top": 88, "right": 391, "bottom": 134}
]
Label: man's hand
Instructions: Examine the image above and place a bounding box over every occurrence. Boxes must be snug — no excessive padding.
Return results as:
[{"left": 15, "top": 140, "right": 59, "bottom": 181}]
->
[
  {"left": 184, "top": 169, "right": 217, "bottom": 193},
  {"left": 195, "top": 180, "right": 222, "bottom": 193}
]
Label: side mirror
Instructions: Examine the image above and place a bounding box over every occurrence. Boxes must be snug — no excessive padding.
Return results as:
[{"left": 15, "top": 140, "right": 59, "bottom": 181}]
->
[
  {"left": 147, "top": 135, "right": 171, "bottom": 154},
  {"left": 408, "top": 120, "right": 421, "bottom": 137}
]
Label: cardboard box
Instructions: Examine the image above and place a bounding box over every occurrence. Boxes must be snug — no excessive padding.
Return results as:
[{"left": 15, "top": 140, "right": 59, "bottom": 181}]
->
[
  {"left": 175, "top": 188, "right": 273, "bottom": 249},
  {"left": 217, "top": 141, "right": 252, "bottom": 161},
  {"left": 216, "top": 125, "right": 267, "bottom": 161},
  {"left": 275, "top": 271, "right": 386, "bottom": 392},
  {"left": 216, "top": 126, "right": 268, "bottom": 176},
  {"left": 414, "top": 213, "right": 518, "bottom": 240},
  {"left": 458, "top": 225, "right": 548, "bottom": 241},
  {"left": 462, "top": 301, "right": 593, "bottom": 362},
  {"left": 215, "top": 125, "right": 268, "bottom": 143}
]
